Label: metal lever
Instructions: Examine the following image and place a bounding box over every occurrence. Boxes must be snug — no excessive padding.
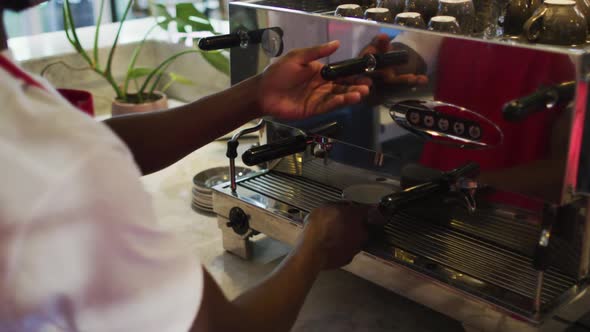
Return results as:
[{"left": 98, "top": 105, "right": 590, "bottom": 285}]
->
[
  {"left": 502, "top": 81, "right": 575, "bottom": 122},
  {"left": 227, "top": 120, "right": 265, "bottom": 193},
  {"left": 199, "top": 30, "right": 250, "bottom": 50},
  {"left": 320, "top": 50, "right": 409, "bottom": 81},
  {"left": 198, "top": 28, "right": 284, "bottom": 57},
  {"left": 379, "top": 162, "right": 480, "bottom": 218},
  {"left": 533, "top": 204, "right": 557, "bottom": 316},
  {"left": 242, "top": 135, "right": 309, "bottom": 166},
  {"left": 241, "top": 121, "right": 341, "bottom": 166}
]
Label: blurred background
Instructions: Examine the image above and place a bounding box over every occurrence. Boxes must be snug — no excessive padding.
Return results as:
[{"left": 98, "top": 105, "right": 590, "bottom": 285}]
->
[{"left": 5, "top": 0, "right": 225, "bottom": 38}]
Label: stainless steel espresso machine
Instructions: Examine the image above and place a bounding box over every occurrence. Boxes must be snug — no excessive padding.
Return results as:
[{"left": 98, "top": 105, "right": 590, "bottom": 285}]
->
[{"left": 199, "top": 1, "right": 590, "bottom": 330}]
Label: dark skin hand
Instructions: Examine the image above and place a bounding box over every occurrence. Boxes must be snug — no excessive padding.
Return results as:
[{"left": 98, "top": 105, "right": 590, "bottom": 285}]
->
[
  {"left": 191, "top": 203, "right": 369, "bottom": 332},
  {"left": 104, "top": 41, "right": 371, "bottom": 175},
  {"left": 104, "top": 42, "right": 372, "bottom": 331},
  {"left": 2, "top": 3, "right": 371, "bottom": 332}
]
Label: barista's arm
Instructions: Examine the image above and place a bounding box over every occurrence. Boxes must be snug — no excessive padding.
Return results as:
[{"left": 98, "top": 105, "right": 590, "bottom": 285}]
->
[
  {"left": 191, "top": 203, "right": 369, "bottom": 332},
  {"left": 103, "top": 41, "right": 371, "bottom": 175}
]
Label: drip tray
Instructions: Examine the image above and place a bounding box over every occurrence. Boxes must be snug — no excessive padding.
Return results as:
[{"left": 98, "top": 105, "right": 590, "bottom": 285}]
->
[{"left": 233, "top": 171, "right": 576, "bottom": 316}]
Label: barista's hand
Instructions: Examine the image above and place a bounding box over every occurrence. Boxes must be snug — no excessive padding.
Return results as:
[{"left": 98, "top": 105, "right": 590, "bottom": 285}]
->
[
  {"left": 359, "top": 34, "right": 429, "bottom": 85},
  {"left": 300, "top": 202, "right": 369, "bottom": 270},
  {"left": 257, "top": 41, "right": 372, "bottom": 120}
]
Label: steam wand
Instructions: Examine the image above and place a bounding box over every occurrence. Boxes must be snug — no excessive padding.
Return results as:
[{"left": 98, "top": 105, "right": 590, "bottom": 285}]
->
[{"left": 226, "top": 119, "right": 265, "bottom": 193}]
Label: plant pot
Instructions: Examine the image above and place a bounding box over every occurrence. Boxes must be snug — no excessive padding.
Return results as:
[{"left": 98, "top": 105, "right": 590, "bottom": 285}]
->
[{"left": 111, "top": 91, "right": 169, "bottom": 116}]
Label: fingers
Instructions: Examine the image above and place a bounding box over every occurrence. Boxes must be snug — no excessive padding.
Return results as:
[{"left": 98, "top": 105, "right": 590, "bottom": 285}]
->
[
  {"left": 358, "top": 34, "right": 392, "bottom": 56},
  {"left": 291, "top": 40, "right": 340, "bottom": 64},
  {"left": 318, "top": 91, "right": 362, "bottom": 113},
  {"left": 381, "top": 73, "right": 430, "bottom": 85}
]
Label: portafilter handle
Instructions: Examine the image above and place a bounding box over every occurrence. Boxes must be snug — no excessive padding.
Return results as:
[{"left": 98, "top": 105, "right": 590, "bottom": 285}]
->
[
  {"left": 379, "top": 162, "right": 480, "bottom": 218},
  {"left": 320, "top": 51, "right": 408, "bottom": 81},
  {"left": 242, "top": 135, "right": 309, "bottom": 166},
  {"left": 198, "top": 28, "right": 284, "bottom": 57},
  {"left": 502, "top": 81, "right": 575, "bottom": 122}
]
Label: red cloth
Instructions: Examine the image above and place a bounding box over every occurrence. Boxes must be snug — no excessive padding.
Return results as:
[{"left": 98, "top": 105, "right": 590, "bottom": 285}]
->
[
  {"left": 419, "top": 39, "right": 575, "bottom": 172},
  {"left": 0, "top": 54, "right": 45, "bottom": 90}
]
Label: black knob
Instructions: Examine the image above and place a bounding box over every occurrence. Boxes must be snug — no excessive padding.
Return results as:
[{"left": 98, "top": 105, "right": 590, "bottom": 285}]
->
[{"left": 227, "top": 207, "right": 250, "bottom": 235}]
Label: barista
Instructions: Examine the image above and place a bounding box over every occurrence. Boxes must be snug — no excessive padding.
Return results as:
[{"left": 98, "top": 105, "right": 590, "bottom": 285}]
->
[{"left": 0, "top": 1, "right": 373, "bottom": 331}]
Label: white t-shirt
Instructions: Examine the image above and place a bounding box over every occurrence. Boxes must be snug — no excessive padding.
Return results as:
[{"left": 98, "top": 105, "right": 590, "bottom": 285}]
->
[{"left": 0, "top": 51, "right": 203, "bottom": 332}]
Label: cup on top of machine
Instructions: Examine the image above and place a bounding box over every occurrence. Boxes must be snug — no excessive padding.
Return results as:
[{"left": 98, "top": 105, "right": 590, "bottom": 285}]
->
[
  {"left": 394, "top": 12, "right": 427, "bottom": 28},
  {"left": 364, "top": 7, "right": 395, "bottom": 22},
  {"left": 335, "top": 4, "right": 365, "bottom": 18},
  {"left": 428, "top": 15, "right": 461, "bottom": 33}
]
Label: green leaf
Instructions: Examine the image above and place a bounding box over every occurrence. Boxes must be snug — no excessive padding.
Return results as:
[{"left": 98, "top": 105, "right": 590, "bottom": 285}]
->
[
  {"left": 167, "top": 72, "right": 194, "bottom": 85},
  {"left": 128, "top": 67, "right": 156, "bottom": 79},
  {"left": 150, "top": 2, "right": 173, "bottom": 30},
  {"left": 201, "top": 51, "right": 230, "bottom": 76},
  {"left": 174, "top": 3, "right": 214, "bottom": 33}
]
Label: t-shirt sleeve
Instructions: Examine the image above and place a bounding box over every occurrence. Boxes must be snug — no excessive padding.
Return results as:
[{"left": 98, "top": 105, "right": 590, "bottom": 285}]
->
[{"left": 4, "top": 146, "right": 203, "bottom": 332}]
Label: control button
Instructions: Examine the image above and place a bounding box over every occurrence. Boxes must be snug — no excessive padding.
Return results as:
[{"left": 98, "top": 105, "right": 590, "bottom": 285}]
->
[
  {"left": 227, "top": 207, "right": 250, "bottom": 235},
  {"left": 438, "top": 118, "right": 449, "bottom": 131},
  {"left": 409, "top": 111, "right": 420, "bottom": 125},
  {"left": 468, "top": 125, "right": 481, "bottom": 139},
  {"left": 424, "top": 115, "right": 435, "bottom": 128},
  {"left": 453, "top": 122, "right": 465, "bottom": 135}
]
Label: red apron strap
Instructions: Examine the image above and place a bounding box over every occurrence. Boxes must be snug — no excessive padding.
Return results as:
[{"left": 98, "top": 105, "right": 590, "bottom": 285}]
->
[{"left": 0, "top": 54, "right": 46, "bottom": 90}]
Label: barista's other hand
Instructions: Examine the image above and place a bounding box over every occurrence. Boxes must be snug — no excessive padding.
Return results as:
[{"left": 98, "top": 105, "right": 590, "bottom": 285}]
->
[
  {"left": 359, "top": 34, "right": 428, "bottom": 85},
  {"left": 258, "top": 40, "right": 372, "bottom": 120},
  {"left": 300, "top": 202, "right": 369, "bottom": 270}
]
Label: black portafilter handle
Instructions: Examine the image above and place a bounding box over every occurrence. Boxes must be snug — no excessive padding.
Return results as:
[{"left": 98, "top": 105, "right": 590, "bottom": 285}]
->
[
  {"left": 502, "top": 81, "right": 575, "bottom": 122},
  {"left": 198, "top": 29, "right": 267, "bottom": 51},
  {"left": 379, "top": 162, "right": 480, "bottom": 218},
  {"left": 320, "top": 50, "right": 409, "bottom": 81},
  {"left": 198, "top": 33, "right": 242, "bottom": 50},
  {"left": 242, "top": 135, "right": 308, "bottom": 166}
]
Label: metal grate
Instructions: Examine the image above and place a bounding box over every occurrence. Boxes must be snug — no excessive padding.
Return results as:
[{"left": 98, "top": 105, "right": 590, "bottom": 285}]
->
[
  {"left": 240, "top": 171, "right": 342, "bottom": 212},
  {"left": 383, "top": 212, "right": 576, "bottom": 304},
  {"left": 238, "top": 171, "right": 576, "bottom": 306}
]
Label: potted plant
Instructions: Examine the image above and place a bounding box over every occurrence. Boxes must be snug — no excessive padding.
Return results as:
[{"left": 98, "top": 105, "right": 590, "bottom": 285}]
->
[{"left": 62, "top": 0, "right": 229, "bottom": 116}]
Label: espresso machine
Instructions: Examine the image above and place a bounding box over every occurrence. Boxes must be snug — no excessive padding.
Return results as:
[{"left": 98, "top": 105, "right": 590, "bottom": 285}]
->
[{"left": 200, "top": 1, "right": 590, "bottom": 330}]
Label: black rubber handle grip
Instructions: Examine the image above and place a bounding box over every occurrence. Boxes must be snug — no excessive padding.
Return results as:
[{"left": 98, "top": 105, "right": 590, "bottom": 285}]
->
[
  {"left": 242, "top": 135, "right": 308, "bottom": 166},
  {"left": 198, "top": 33, "right": 242, "bottom": 50},
  {"left": 321, "top": 50, "right": 409, "bottom": 81},
  {"left": 503, "top": 81, "right": 575, "bottom": 122},
  {"left": 321, "top": 57, "right": 371, "bottom": 81},
  {"left": 379, "top": 180, "right": 449, "bottom": 217},
  {"left": 374, "top": 51, "right": 409, "bottom": 68}
]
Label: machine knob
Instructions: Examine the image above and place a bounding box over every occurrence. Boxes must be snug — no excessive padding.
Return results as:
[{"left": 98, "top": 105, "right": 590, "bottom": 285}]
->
[{"left": 227, "top": 207, "right": 250, "bottom": 235}]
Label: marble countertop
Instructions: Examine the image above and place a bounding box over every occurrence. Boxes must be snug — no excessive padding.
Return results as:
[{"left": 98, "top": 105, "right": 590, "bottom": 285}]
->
[{"left": 140, "top": 133, "right": 464, "bottom": 332}]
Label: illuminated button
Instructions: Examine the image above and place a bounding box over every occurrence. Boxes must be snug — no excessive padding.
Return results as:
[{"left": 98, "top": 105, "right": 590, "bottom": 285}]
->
[
  {"left": 424, "top": 115, "right": 434, "bottom": 128},
  {"left": 438, "top": 118, "right": 449, "bottom": 131},
  {"left": 409, "top": 111, "right": 420, "bottom": 124},
  {"left": 468, "top": 125, "right": 481, "bottom": 139},
  {"left": 453, "top": 122, "right": 465, "bottom": 135}
]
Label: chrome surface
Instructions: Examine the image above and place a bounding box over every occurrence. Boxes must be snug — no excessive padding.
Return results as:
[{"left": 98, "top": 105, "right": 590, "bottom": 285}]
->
[
  {"left": 229, "top": 1, "right": 588, "bottom": 204},
  {"left": 225, "top": 1, "right": 590, "bottom": 329},
  {"left": 228, "top": 119, "right": 264, "bottom": 191},
  {"left": 215, "top": 169, "right": 575, "bottom": 310}
]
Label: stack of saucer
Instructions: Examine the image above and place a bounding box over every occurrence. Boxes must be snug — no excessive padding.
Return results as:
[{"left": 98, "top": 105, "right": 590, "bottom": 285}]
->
[{"left": 192, "top": 166, "right": 253, "bottom": 213}]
